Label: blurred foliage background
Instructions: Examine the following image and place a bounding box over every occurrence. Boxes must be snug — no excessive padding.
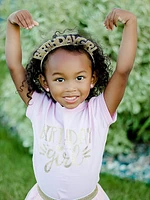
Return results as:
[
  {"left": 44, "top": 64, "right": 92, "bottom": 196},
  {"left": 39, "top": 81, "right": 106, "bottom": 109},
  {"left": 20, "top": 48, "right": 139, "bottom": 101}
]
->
[{"left": 0, "top": 0, "right": 150, "bottom": 155}]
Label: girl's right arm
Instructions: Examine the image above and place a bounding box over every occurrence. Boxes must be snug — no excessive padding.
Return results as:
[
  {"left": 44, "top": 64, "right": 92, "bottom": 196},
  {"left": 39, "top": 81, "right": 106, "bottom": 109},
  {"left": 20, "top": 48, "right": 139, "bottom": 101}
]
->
[{"left": 5, "top": 10, "right": 38, "bottom": 105}]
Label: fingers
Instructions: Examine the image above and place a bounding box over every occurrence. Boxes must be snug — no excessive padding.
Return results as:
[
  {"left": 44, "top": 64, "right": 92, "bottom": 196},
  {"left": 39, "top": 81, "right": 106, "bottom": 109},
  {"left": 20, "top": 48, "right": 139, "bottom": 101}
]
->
[
  {"left": 104, "top": 10, "right": 117, "bottom": 30},
  {"left": 9, "top": 10, "right": 39, "bottom": 30},
  {"left": 33, "top": 20, "right": 39, "bottom": 26},
  {"left": 104, "top": 8, "right": 126, "bottom": 31},
  {"left": 16, "top": 10, "right": 37, "bottom": 29}
]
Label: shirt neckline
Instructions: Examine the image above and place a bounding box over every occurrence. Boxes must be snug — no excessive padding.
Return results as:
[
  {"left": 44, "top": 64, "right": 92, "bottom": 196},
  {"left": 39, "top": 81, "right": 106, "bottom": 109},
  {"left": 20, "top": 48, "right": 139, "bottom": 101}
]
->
[{"left": 56, "top": 100, "right": 87, "bottom": 113}]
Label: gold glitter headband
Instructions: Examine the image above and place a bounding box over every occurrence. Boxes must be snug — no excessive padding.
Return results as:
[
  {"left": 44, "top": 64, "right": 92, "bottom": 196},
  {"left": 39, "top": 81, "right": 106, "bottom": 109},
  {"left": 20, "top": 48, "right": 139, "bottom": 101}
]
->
[{"left": 33, "top": 34, "right": 97, "bottom": 70}]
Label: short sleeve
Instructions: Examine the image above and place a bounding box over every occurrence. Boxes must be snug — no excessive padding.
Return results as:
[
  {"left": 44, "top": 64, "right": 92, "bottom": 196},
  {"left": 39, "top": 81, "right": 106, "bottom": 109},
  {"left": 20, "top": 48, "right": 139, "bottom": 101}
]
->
[
  {"left": 89, "top": 93, "right": 117, "bottom": 126},
  {"left": 26, "top": 92, "right": 52, "bottom": 121}
]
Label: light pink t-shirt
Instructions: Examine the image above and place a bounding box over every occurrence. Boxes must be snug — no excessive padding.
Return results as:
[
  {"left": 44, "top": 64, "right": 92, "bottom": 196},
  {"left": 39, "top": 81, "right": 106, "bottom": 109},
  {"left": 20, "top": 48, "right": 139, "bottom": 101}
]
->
[{"left": 26, "top": 92, "right": 117, "bottom": 200}]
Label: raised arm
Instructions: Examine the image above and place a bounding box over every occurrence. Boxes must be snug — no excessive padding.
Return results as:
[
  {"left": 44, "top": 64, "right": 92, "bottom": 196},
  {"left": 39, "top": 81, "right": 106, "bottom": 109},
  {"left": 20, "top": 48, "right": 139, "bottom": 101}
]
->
[
  {"left": 103, "top": 8, "right": 137, "bottom": 116},
  {"left": 5, "top": 10, "right": 38, "bottom": 105}
]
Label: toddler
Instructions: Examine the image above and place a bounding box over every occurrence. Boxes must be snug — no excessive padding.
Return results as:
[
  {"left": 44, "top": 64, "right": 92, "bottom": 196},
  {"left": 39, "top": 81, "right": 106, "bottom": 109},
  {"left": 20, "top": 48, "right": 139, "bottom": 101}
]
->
[{"left": 5, "top": 8, "right": 137, "bottom": 200}]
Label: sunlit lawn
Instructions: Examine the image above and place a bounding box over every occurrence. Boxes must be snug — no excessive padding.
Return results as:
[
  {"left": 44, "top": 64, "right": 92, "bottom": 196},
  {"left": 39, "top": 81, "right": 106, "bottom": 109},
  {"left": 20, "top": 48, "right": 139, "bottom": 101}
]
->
[{"left": 0, "top": 124, "right": 149, "bottom": 200}]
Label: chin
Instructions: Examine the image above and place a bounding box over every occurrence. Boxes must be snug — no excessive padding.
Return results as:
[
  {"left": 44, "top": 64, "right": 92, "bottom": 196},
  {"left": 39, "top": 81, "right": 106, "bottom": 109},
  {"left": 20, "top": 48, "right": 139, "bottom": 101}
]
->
[{"left": 63, "top": 102, "right": 79, "bottom": 109}]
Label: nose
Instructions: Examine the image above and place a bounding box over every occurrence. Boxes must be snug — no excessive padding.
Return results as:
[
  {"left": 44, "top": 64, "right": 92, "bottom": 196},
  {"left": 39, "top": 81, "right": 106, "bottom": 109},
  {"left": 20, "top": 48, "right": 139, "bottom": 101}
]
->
[{"left": 64, "top": 81, "right": 77, "bottom": 92}]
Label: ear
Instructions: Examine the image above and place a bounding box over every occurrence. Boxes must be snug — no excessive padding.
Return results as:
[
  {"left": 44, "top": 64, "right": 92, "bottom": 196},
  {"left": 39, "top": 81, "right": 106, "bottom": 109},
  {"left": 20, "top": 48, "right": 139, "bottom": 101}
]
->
[
  {"left": 91, "top": 71, "right": 98, "bottom": 88},
  {"left": 38, "top": 74, "right": 49, "bottom": 91}
]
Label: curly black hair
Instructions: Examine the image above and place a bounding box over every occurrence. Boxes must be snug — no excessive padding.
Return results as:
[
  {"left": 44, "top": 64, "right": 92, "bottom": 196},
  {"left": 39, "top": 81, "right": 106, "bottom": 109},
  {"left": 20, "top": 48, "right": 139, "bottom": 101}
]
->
[{"left": 25, "top": 32, "right": 112, "bottom": 101}]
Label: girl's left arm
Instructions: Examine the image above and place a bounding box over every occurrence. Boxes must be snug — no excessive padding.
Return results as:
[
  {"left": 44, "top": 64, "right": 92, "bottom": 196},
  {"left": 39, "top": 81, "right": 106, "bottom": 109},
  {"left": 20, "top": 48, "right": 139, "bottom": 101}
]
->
[{"left": 103, "top": 8, "right": 137, "bottom": 116}]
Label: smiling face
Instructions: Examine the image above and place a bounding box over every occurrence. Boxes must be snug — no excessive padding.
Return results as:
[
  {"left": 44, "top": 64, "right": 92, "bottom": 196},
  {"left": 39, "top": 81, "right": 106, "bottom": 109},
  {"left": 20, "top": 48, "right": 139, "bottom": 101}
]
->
[{"left": 39, "top": 48, "right": 97, "bottom": 109}]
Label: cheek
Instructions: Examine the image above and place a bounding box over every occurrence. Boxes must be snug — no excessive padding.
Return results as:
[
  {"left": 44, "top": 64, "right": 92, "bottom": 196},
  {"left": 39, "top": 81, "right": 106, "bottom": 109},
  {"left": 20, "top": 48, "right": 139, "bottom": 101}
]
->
[
  {"left": 49, "top": 83, "right": 63, "bottom": 96},
  {"left": 80, "top": 82, "right": 91, "bottom": 94}
]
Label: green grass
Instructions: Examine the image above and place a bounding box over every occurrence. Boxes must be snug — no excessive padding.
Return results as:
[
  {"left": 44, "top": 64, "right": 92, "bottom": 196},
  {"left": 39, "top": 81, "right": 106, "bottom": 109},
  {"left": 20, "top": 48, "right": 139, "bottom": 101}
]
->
[
  {"left": 100, "top": 174, "right": 150, "bottom": 200},
  {"left": 0, "top": 125, "right": 36, "bottom": 200},
  {"left": 0, "top": 124, "right": 149, "bottom": 200}
]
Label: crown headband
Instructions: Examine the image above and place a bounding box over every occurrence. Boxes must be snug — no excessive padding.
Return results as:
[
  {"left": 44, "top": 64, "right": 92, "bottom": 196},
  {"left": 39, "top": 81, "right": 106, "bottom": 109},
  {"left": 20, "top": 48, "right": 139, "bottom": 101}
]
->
[{"left": 33, "top": 34, "right": 98, "bottom": 70}]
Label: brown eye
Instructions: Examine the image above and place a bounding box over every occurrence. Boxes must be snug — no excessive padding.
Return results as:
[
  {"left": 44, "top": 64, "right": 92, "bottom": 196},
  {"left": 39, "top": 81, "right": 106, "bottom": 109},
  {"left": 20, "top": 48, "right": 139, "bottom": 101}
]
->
[
  {"left": 76, "top": 76, "right": 84, "bottom": 81},
  {"left": 56, "top": 78, "right": 65, "bottom": 82}
]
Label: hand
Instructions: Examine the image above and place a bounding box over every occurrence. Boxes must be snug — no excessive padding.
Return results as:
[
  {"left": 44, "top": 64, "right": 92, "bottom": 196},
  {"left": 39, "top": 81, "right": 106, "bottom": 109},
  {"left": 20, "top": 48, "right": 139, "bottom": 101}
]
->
[
  {"left": 8, "top": 10, "right": 39, "bottom": 29},
  {"left": 104, "top": 8, "right": 136, "bottom": 30}
]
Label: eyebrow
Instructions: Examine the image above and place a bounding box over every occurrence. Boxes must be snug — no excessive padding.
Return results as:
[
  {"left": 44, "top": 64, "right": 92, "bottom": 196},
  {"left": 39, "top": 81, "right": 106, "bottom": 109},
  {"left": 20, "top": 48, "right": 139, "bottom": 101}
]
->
[
  {"left": 52, "top": 71, "right": 87, "bottom": 76},
  {"left": 52, "top": 72, "right": 63, "bottom": 76}
]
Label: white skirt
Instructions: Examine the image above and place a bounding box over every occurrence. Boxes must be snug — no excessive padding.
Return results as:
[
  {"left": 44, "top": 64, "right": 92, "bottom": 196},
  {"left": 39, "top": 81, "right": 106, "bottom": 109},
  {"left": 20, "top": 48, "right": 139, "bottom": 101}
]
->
[{"left": 25, "top": 183, "right": 109, "bottom": 200}]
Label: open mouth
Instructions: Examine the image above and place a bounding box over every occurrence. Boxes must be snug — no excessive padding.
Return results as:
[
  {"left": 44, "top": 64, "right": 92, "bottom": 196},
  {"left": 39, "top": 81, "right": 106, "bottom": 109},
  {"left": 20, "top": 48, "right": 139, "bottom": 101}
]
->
[{"left": 64, "top": 96, "right": 79, "bottom": 103}]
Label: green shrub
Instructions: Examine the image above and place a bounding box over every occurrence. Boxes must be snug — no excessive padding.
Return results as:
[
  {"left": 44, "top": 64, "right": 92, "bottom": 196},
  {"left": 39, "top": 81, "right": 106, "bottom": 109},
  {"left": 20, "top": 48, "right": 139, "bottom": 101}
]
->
[{"left": 0, "top": 0, "right": 149, "bottom": 154}]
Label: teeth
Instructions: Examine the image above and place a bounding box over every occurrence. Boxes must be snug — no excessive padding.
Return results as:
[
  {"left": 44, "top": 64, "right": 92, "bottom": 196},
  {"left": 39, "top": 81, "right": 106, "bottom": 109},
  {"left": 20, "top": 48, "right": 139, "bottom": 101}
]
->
[{"left": 65, "top": 97, "right": 76, "bottom": 100}]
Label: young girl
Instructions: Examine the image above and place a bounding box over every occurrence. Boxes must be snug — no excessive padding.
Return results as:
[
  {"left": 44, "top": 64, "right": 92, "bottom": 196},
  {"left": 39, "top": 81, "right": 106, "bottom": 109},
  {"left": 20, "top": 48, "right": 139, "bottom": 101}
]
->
[{"left": 5, "top": 8, "right": 137, "bottom": 200}]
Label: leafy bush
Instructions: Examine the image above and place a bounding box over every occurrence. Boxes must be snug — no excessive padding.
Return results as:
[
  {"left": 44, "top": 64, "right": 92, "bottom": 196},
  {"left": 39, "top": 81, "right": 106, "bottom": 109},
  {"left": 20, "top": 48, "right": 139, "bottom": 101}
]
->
[{"left": 0, "top": 0, "right": 150, "bottom": 154}]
